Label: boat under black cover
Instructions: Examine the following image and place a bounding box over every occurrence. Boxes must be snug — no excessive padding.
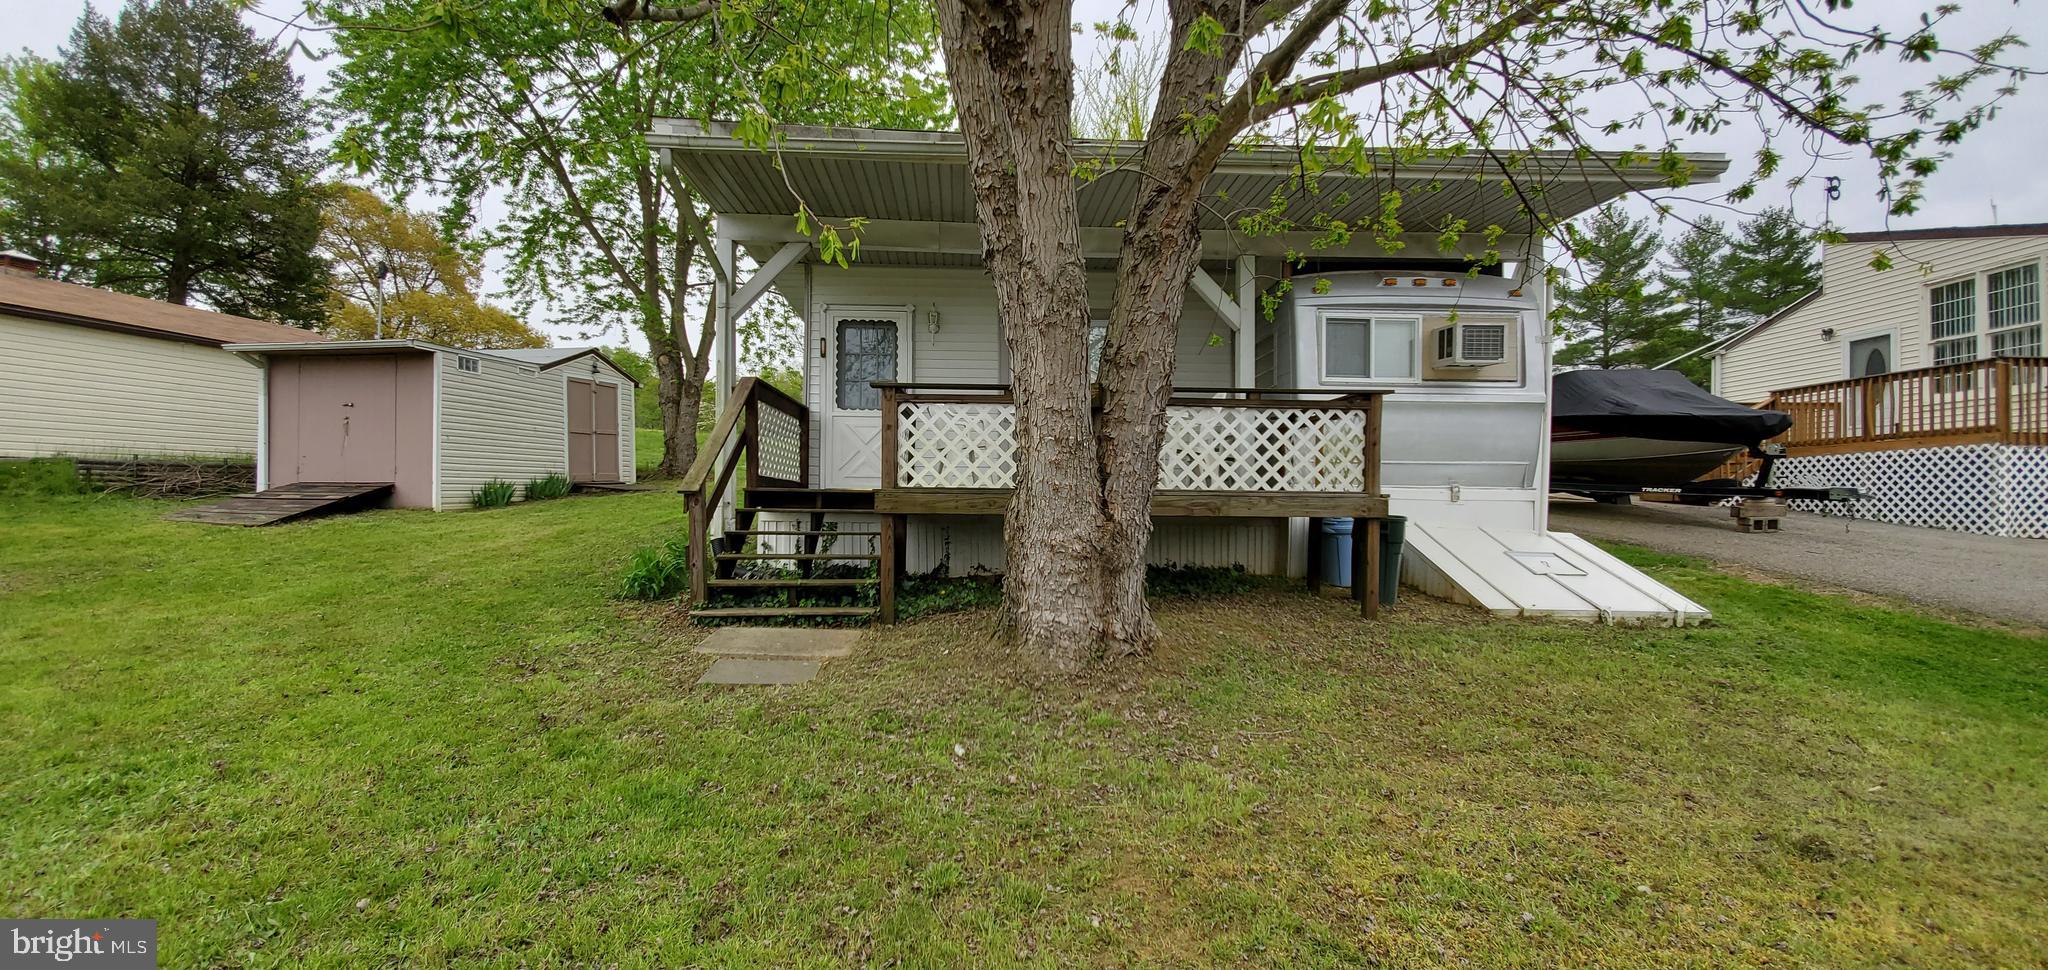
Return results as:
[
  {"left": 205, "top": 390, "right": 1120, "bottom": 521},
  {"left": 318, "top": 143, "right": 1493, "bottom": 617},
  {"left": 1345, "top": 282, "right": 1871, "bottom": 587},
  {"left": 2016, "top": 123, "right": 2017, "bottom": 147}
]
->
[{"left": 1550, "top": 369, "right": 1793, "bottom": 489}]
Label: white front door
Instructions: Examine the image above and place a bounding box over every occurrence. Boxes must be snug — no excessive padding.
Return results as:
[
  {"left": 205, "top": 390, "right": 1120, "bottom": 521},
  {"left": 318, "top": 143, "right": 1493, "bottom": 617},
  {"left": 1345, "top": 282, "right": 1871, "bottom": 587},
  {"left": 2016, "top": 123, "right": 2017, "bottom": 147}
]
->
[{"left": 823, "top": 307, "right": 912, "bottom": 488}]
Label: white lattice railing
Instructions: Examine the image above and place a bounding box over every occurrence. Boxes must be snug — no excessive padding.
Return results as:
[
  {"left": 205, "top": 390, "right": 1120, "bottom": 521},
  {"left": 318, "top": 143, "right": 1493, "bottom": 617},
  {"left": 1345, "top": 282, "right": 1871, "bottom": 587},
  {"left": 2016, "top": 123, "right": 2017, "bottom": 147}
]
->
[
  {"left": 754, "top": 404, "right": 804, "bottom": 484},
  {"left": 889, "top": 390, "right": 1374, "bottom": 492}
]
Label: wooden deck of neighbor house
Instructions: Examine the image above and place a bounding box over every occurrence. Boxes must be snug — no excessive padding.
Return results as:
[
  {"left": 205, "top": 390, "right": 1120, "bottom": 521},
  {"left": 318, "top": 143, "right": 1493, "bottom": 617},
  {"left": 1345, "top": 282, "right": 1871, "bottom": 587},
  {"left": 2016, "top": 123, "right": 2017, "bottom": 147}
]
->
[
  {"left": 680, "top": 378, "right": 1391, "bottom": 624},
  {"left": 1698, "top": 356, "right": 2048, "bottom": 483}
]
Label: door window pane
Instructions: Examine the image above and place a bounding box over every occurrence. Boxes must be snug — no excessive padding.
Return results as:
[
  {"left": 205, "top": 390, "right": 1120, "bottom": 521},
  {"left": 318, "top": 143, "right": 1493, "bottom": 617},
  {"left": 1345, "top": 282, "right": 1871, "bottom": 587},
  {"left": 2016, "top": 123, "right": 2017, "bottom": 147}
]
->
[{"left": 835, "top": 319, "right": 898, "bottom": 410}]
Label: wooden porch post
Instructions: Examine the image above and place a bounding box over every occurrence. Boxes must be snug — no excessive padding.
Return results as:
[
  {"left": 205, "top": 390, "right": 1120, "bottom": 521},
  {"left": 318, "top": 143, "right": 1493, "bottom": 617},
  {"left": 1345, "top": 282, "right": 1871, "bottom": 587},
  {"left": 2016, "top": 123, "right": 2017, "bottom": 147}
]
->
[
  {"left": 1362, "top": 393, "right": 1384, "bottom": 619},
  {"left": 879, "top": 513, "right": 902, "bottom": 624},
  {"left": 1306, "top": 516, "right": 1324, "bottom": 593}
]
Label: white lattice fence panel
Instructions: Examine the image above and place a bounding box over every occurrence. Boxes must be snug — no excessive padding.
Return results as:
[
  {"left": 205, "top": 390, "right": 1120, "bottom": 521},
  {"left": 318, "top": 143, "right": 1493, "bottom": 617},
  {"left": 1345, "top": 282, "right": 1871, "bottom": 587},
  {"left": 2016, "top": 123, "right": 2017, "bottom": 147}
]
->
[
  {"left": 1995, "top": 445, "right": 2048, "bottom": 537},
  {"left": 1778, "top": 443, "right": 2048, "bottom": 538},
  {"left": 897, "top": 401, "right": 1370, "bottom": 492},
  {"left": 1157, "top": 406, "right": 1367, "bottom": 491},
  {"left": 898, "top": 402, "right": 1018, "bottom": 488},
  {"left": 755, "top": 405, "right": 804, "bottom": 484}
]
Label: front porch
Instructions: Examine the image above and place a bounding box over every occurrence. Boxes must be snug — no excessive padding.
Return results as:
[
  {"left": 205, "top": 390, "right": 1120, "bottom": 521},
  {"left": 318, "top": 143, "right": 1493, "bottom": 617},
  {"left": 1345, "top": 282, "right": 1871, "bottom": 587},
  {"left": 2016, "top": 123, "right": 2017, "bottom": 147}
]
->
[{"left": 680, "top": 378, "right": 1392, "bottom": 623}]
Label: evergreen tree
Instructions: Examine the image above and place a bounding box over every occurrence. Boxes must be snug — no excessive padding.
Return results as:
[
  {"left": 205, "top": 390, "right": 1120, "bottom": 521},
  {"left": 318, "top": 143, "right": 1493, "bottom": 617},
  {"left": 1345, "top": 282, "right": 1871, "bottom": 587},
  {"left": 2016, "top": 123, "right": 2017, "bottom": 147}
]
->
[
  {"left": 1655, "top": 217, "right": 1734, "bottom": 385},
  {"left": 1724, "top": 207, "right": 1820, "bottom": 321},
  {"left": 0, "top": 0, "right": 327, "bottom": 325},
  {"left": 1554, "top": 205, "right": 1681, "bottom": 369}
]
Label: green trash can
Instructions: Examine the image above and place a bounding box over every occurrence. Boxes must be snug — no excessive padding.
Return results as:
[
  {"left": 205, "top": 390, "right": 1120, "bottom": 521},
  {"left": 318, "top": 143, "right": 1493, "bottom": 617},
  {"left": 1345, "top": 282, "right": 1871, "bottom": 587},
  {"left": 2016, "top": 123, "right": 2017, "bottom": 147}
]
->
[{"left": 1377, "top": 515, "right": 1408, "bottom": 606}]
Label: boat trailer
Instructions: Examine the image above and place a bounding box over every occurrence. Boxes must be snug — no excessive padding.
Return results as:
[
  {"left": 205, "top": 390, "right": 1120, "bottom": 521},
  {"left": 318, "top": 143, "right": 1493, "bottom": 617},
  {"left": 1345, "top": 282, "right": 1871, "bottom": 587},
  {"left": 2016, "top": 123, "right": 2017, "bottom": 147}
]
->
[{"left": 1559, "top": 445, "right": 1867, "bottom": 506}]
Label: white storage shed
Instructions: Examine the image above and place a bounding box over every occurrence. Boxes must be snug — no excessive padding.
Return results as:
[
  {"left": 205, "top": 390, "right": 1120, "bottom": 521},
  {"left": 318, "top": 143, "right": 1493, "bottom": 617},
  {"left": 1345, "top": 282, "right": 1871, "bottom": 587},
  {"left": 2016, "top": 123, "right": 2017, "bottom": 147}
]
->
[{"left": 223, "top": 340, "right": 638, "bottom": 509}]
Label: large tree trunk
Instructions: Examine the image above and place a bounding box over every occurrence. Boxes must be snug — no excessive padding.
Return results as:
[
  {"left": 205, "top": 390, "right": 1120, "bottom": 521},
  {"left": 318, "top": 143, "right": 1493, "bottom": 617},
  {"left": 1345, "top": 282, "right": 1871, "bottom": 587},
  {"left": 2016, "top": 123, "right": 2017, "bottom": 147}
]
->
[
  {"left": 649, "top": 330, "right": 697, "bottom": 477},
  {"left": 1089, "top": 1, "right": 1243, "bottom": 655},
  {"left": 937, "top": 0, "right": 1106, "bottom": 671},
  {"left": 937, "top": 0, "right": 1248, "bottom": 669}
]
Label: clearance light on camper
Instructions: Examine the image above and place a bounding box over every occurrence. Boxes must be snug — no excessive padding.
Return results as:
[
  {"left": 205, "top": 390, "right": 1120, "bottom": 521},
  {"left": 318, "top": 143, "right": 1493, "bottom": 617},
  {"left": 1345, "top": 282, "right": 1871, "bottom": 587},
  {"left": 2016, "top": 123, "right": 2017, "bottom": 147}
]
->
[
  {"left": 1441, "top": 278, "right": 1458, "bottom": 286},
  {"left": 1380, "top": 277, "right": 1399, "bottom": 286},
  {"left": 1508, "top": 288, "right": 1524, "bottom": 297},
  {"left": 1411, "top": 277, "right": 1428, "bottom": 286}
]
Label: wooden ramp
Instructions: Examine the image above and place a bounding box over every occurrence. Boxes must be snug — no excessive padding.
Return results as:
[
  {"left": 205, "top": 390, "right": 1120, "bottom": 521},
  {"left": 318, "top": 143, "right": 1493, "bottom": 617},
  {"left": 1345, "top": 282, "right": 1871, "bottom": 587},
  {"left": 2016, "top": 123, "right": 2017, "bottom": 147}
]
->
[{"left": 165, "top": 482, "right": 394, "bottom": 527}]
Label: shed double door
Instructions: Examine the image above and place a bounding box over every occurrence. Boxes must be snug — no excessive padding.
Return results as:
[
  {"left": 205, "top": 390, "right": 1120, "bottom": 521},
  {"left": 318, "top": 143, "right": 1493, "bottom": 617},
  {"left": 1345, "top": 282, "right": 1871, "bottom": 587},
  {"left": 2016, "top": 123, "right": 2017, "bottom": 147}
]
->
[
  {"left": 292, "top": 356, "right": 399, "bottom": 484},
  {"left": 567, "top": 378, "right": 621, "bottom": 482}
]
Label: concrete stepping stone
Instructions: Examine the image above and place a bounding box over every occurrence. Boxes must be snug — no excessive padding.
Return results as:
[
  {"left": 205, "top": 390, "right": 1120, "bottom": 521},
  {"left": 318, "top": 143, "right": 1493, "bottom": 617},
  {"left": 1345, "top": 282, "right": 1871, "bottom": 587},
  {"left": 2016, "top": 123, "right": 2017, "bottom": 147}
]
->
[
  {"left": 694, "top": 627, "right": 859, "bottom": 660},
  {"left": 696, "top": 658, "right": 820, "bottom": 686}
]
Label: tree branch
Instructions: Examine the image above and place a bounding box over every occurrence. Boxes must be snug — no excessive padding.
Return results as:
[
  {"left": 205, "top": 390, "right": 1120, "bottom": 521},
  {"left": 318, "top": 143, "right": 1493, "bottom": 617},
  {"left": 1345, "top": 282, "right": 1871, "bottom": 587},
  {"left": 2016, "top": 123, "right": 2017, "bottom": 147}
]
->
[{"left": 600, "top": 0, "right": 719, "bottom": 27}]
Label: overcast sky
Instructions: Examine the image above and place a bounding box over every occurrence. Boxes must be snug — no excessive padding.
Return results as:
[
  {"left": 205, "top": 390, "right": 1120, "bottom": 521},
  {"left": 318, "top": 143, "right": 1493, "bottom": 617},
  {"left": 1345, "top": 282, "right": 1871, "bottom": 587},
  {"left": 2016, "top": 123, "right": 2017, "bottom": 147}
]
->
[{"left": 15, "top": 0, "right": 2048, "bottom": 346}]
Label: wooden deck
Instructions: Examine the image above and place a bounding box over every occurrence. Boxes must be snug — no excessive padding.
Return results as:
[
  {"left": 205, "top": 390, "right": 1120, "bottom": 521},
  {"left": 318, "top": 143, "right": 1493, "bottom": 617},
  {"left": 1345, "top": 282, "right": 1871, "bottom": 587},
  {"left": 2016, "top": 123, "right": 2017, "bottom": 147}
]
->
[{"left": 164, "top": 482, "right": 394, "bottom": 526}]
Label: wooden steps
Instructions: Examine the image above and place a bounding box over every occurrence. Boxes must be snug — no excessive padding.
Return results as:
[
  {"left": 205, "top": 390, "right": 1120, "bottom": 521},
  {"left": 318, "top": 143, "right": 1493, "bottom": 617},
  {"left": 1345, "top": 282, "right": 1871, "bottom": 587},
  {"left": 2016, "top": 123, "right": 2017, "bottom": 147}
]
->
[
  {"left": 708, "top": 577, "right": 874, "bottom": 589},
  {"left": 689, "top": 486, "right": 886, "bottom": 625},
  {"left": 716, "top": 552, "right": 882, "bottom": 561},
  {"left": 165, "top": 482, "right": 394, "bottom": 527},
  {"left": 691, "top": 606, "right": 875, "bottom": 620}
]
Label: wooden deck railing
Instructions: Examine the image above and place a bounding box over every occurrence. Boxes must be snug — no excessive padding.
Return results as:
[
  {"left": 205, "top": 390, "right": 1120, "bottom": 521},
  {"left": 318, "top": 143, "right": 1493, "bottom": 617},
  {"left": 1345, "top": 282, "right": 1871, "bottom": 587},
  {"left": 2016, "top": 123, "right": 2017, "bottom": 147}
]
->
[
  {"left": 679, "top": 377, "right": 808, "bottom": 603},
  {"left": 875, "top": 382, "right": 1391, "bottom": 617},
  {"left": 1762, "top": 356, "right": 2048, "bottom": 453},
  {"left": 877, "top": 382, "right": 1387, "bottom": 494}
]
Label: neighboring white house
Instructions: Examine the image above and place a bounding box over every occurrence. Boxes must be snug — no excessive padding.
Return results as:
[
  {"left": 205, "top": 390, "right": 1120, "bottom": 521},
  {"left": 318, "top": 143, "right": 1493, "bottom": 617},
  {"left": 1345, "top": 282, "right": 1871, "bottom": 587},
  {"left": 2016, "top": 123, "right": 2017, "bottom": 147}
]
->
[
  {"left": 221, "top": 340, "right": 638, "bottom": 510},
  {"left": 650, "top": 120, "right": 1725, "bottom": 625},
  {"left": 1711, "top": 224, "right": 2048, "bottom": 403},
  {"left": 0, "top": 253, "right": 324, "bottom": 461},
  {"left": 1706, "top": 224, "right": 2048, "bottom": 538}
]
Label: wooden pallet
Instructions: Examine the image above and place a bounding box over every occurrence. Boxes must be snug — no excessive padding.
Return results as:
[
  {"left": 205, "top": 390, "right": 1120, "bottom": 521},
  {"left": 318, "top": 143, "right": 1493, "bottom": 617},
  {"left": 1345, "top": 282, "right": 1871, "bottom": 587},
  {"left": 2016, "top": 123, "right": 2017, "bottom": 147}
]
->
[{"left": 164, "top": 482, "right": 394, "bottom": 527}]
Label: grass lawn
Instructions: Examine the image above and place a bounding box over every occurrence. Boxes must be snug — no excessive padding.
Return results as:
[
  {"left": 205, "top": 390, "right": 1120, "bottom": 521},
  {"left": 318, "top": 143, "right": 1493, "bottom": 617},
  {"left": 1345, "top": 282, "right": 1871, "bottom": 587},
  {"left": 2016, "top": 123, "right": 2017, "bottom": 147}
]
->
[
  {"left": 635, "top": 427, "right": 664, "bottom": 477},
  {"left": 2, "top": 489, "right": 2044, "bottom": 967}
]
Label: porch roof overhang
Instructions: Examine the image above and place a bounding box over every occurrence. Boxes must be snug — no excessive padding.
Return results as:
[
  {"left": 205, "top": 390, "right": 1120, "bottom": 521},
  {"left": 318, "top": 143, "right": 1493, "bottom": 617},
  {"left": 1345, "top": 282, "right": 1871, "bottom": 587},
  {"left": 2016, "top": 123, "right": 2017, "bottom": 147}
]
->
[{"left": 649, "top": 119, "right": 1729, "bottom": 254}]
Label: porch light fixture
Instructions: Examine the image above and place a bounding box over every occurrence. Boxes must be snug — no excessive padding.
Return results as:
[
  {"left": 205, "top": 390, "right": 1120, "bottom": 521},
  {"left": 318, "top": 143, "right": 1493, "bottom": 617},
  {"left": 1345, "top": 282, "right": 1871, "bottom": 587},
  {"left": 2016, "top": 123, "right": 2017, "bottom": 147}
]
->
[
  {"left": 1820, "top": 327, "right": 1837, "bottom": 341},
  {"left": 927, "top": 307, "right": 942, "bottom": 334}
]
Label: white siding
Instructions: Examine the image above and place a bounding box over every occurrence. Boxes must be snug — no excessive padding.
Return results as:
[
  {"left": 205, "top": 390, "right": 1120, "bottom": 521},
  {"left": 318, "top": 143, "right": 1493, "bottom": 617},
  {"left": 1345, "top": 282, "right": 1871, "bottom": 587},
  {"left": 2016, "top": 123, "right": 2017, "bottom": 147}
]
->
[
  {"left": 1717, "top": 233, "right": 2048, "bottom": 403},
  {"left": 800, "top": 264, "right": 1240, "bottom": 482},
  {"left": 0, "top": 314, "right": 259, "bottom": 459},
  {"left": 435, "top": 352, "right": 569, "bottom": 509}
]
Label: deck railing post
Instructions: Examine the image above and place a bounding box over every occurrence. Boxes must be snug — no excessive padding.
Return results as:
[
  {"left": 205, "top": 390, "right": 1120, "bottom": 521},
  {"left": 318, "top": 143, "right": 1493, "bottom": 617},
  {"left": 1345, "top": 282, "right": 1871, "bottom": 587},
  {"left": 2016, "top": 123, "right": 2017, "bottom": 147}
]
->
[
  {"left": 685, "top": 491, "right": 708, "bottom": 605},
  {"left": 880, "top": 384, "right": 900, "bottom": 490},
  {"left": 1996, "top": 357, "right": 2014, "bottom": 442},
  {"left": 1362, "top": 393, "right": 1383, "bottom": 619}
]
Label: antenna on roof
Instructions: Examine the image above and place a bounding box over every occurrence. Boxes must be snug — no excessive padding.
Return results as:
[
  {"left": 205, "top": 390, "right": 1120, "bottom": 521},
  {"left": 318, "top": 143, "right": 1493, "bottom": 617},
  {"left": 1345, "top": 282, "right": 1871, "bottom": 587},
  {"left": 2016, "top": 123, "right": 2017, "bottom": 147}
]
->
[{"left": 1991, "top": 197, "right": 2000, "bottom": 224}]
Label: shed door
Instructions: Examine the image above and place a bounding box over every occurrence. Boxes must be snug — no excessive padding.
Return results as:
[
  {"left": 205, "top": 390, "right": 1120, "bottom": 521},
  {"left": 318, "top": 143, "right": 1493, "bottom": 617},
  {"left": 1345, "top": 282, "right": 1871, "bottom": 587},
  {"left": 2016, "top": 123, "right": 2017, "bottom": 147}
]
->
[
  {"left": 567, "top": 378, "right": 596, "bottom": 482},
  {"left": 296, "top": 356, "right": 399, "bottom": 484},
  {"left": 567, "top": 379, "right": 622, "bottom": 483},
  {"left": 593, "top": 382, "right": 620, "bottom": 481}
]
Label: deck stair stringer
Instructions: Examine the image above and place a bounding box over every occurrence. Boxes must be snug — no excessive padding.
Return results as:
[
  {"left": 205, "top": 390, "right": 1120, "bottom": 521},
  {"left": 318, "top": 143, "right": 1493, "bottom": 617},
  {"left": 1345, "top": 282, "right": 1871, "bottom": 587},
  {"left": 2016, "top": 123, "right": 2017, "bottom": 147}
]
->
[{"left": 1401, "top": 521, "right": 1711, "bottom": 626}]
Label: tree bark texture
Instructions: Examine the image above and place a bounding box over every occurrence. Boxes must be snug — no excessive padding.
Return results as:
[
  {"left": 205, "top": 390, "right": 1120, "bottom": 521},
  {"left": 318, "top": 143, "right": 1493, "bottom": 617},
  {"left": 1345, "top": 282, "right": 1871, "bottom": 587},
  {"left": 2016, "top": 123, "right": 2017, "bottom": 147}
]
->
[{"left": 936, "top": 0, "right": 1247, "bottom": 669}]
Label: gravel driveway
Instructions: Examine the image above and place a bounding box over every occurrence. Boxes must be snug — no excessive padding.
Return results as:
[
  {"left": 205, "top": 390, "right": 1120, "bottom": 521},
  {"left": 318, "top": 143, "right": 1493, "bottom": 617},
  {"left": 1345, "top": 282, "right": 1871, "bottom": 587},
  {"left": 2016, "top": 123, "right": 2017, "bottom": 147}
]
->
[{"left": 1549, "top": 499, "right": 2048, "bottom": 628}]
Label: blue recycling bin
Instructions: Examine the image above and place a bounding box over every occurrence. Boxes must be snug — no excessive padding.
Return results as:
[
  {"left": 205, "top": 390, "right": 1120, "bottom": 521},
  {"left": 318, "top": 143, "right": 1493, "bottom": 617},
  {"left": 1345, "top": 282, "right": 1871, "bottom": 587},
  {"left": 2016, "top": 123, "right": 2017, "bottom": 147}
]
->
[{"left": 1319, "top": 517, "right": 1355, "bottom": 587}]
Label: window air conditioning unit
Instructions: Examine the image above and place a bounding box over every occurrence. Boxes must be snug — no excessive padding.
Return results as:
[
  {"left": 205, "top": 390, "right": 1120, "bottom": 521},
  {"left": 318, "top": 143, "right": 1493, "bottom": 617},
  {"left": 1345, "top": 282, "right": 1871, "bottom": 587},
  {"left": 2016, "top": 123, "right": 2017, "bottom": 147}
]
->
[{"left": 1433, "top": 321, "right": 1509, "bottom": 367}]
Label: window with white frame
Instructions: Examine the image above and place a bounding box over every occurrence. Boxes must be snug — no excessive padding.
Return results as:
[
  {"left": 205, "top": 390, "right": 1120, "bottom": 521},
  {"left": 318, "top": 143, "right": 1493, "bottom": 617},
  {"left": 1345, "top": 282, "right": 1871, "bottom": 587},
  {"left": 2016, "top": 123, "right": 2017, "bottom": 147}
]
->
[
  {"left": 1987, "top": 263, "right": 2043, "bottom": 357},
  {"left": 1929, "top": 279, "right": 1978, "bottom": 366},
  {"left": 457, "top": 356, "right": 481, "bottom": 373},
  {"left": 1321, "top": 315, "right": 1419, "bottom": 382}
]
